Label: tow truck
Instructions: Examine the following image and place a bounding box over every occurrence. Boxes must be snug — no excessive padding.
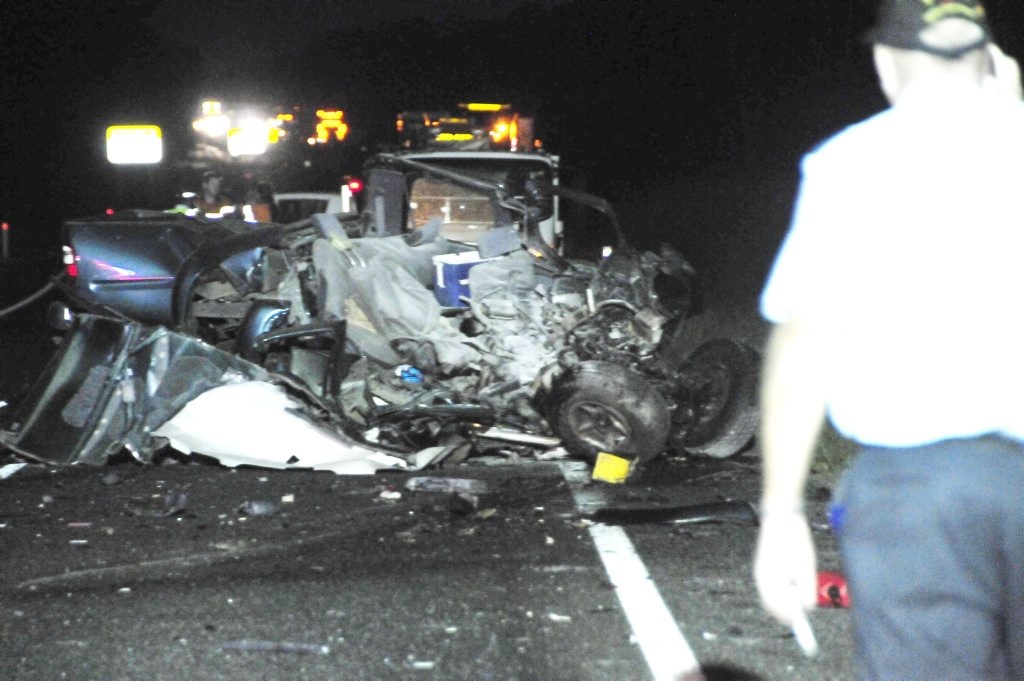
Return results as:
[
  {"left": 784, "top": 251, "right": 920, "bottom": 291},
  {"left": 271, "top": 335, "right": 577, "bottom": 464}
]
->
[{"left": 395, "top": 102, "right": 534, "bottom": 152}]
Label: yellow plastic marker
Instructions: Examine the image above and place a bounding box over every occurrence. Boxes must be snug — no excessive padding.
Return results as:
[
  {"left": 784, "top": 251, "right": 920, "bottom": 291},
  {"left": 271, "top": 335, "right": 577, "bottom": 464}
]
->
[{"left": 591, "top": 452, "right": 632, "bottom": 484}]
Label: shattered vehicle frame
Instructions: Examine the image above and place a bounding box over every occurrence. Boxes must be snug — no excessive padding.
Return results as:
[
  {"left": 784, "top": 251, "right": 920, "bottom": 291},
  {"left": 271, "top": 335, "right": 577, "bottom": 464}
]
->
[{"left": 1, "top": 153, "right": 760, "bottom": 473}]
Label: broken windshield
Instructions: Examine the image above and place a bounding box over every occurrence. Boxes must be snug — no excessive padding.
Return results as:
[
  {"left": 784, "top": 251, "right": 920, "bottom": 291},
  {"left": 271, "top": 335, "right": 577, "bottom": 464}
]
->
[{"left": 408, "top": 176, "right": 495, "bottom": 243}]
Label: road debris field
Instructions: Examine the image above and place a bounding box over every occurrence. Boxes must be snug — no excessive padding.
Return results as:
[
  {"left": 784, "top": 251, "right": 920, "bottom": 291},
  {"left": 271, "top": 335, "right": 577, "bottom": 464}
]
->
[{"left": 0, "top": 448, "right": 854, "bottom": 680}]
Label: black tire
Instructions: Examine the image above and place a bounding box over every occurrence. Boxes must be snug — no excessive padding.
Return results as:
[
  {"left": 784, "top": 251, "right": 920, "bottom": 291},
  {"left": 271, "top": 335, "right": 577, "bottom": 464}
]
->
[
  {"left": 545, "top": 361, "right": 671, "bottom": 463},
  {"left": 670, "top": 339, "right": 760, "bottom": 458}
]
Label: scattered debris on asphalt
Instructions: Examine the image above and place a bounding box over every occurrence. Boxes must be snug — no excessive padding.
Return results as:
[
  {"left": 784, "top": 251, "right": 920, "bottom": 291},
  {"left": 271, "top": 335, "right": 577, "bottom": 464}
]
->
[
  {"left": 586, "top": 499, "right": 758, "bottom": 526},
  {"left": 220, "top": 639, "right": 330, "bottom": 655},
  {"left": 123, "top": 490, "right": 189, "bottom": 517},
  {"left": 237, "top": 500, "right": 278, "bottom": 516},
  {"left": 404, "top": 476, "right": 488, "bottom": 495},
  {"left": 817, "top": 571, "right": 851, "bottom": 608}
]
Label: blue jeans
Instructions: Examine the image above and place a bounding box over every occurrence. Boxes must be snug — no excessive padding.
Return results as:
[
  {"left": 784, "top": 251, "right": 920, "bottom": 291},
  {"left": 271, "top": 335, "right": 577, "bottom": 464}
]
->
[{"left": 831, "top": 435, "right": 1024, "bottom": 681}]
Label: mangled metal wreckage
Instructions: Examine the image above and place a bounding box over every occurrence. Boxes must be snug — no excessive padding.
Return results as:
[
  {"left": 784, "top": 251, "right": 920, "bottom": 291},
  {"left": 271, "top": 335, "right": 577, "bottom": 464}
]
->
[{"left": 1, "top": 154, "right": 760, "bottom": 474}]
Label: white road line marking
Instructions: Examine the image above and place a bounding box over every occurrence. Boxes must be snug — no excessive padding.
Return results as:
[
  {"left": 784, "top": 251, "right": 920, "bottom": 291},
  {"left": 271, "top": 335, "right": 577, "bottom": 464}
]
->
[{"left": 559, "top": 461, "right": 701, "bottom": 681}]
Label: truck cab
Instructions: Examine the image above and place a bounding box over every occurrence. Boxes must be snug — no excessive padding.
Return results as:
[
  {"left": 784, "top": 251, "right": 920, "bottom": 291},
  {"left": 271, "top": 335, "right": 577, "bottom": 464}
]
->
[{"left": 364, "top": 149, "right": 563, "bottom": 252}]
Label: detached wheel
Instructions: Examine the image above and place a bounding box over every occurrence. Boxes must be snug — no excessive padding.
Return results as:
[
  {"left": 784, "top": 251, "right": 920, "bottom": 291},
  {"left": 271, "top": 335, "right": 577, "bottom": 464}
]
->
[
  {"left": 671, "top": 339, "right": 759, "bottom": 458},
  {"left": 545, "top": 361, "right": 671, "bottom": 463}
]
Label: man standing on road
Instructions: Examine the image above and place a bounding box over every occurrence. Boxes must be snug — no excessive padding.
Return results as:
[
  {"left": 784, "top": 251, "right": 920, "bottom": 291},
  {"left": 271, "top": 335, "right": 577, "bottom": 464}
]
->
[{"left": 753, "top": 1, "right": 1024, "bottom": 678}]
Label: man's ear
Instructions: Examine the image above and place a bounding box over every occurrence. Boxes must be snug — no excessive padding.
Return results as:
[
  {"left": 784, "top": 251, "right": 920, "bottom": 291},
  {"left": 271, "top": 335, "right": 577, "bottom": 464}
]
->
[{"left": 873, "top": 44, "right": 900, "bottom": 104}]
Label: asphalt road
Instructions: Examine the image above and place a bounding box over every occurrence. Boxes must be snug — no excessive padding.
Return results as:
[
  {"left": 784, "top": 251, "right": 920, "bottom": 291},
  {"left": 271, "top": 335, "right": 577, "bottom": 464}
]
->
[
  {"left": 0, "top": 256, "right": 856, "bottom": 680},
  {"left": 0, "top": 453, "right": 854, "bottom": 681}
]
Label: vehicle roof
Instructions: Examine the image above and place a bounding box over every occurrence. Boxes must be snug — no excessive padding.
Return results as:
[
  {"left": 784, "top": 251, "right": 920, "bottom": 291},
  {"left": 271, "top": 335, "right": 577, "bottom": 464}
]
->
[
  {"left": 398, "top": 150, "right": 557, "bottom": 166},
  {"left": 273, "top": 192, "right": 342, "bottom": 201}
]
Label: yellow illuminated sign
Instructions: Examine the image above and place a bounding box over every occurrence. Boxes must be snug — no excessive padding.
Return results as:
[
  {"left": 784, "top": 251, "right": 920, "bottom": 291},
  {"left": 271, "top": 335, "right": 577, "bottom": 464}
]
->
[
  {"left": 315, "top": 119, "right": 349, "bottom": 143},
  {"left": 462, "top": 102, "right": 509, "bottom": 112},
  {"left": 436, "top": 133, "right": 475, "bottom": 142},
  {"left": 106, "top": 125, "right": 163, "bottom": 164},
  {"left": 316, "top": 109, "right": 344, "bottom": 120}
]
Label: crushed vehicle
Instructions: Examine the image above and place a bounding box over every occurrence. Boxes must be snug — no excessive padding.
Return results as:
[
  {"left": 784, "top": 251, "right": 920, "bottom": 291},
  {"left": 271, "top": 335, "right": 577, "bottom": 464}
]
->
[{"left": 0, "top": 152, "right": 760, "bottom": 475}]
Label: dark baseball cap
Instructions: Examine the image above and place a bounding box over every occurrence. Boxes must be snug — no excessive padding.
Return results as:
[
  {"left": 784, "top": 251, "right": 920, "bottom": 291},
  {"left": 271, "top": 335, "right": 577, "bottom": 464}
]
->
[{"left": 865, "top": 0, "right": 989, "bottom": 58}]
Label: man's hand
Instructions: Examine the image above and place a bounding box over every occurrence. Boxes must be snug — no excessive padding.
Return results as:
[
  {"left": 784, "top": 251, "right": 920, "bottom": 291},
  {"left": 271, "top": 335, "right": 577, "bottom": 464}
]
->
[{"left": 753, "top": 510, "right": 818, "bottom": 627}]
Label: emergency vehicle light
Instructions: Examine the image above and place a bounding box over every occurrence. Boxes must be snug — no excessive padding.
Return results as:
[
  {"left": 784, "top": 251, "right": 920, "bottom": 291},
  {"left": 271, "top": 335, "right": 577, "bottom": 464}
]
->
[
  {"left": 436, "top": 133, "right": 475, "bottom": 142},
  {"left": 462, "top": 102, "right": 509, "bottom": 112},
  {"left": 227, "top": 122, "right": 270, "bottom": 156},
  {"left": 201, "top": 100, "right": 223, "bottom": 116}
]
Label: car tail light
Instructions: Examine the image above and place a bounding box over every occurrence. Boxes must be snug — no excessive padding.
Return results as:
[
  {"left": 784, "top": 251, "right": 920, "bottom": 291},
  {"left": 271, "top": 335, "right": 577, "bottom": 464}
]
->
[
  {"left": 62, "top": 245, "right": 79, "bottom": 278},
  {"left": 346, "top": 178, "right": 364, "bottom": 194}
]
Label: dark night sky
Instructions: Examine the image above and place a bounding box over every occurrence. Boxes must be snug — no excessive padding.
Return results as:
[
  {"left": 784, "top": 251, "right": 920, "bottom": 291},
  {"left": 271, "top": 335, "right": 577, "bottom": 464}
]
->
[{"left": 2, "top": 1, "right": 1023, "bottom": 258}]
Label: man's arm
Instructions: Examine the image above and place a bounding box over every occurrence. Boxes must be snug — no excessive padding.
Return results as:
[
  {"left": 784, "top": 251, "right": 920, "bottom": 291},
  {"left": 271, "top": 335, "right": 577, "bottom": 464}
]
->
[
  {"left": 754, "top": 318, "right": 829, "bottom": 626},
  {"left": 985, "top": 42, "right": 1023, "bottom": 100}
]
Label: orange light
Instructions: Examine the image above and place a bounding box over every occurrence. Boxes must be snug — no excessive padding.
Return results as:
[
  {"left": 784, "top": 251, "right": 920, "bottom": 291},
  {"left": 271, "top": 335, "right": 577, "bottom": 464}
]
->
[
  {"left": 316, "top": 119, "right": 348, "bottom": 142},
  {"left": 276, "top": 113, "right": 294, "bottom": 122},
  {"left": 490, "top": 119, "right": 511, "bottom": 143}
]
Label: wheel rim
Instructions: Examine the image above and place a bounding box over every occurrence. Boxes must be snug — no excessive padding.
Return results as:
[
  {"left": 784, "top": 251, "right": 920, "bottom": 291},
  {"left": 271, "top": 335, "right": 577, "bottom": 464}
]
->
[
  {"left": 566, "top": 401, "right": 632, "bottom": 452},
  {"left": 691, "top": 363, "right": 730, "bottom": 427}
]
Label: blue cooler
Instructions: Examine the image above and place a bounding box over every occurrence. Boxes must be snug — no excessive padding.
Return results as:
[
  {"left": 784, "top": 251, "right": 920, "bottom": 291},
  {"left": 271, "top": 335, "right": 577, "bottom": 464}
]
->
[{"left": 433, "top": 251, "right": 488, "bottom": 307}]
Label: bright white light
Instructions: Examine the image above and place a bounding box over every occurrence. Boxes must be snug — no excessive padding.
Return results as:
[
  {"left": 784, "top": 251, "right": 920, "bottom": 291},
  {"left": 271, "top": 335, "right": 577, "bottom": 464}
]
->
[
  {"left": 192, "top": 114, "right": 232, "bottom": 138},
  {"left": 106, "top": 125, "right": 163, "bottom": 164},
  {"left": 227, "top": 120, "right": 269, "bottom": 157},
  {"left": 601, "top": 245, "right": 614, "bottom": 258}
]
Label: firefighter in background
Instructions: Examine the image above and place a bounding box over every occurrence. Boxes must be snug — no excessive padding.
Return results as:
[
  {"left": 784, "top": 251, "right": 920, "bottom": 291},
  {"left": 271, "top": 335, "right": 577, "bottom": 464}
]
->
[
  {"left": 243, "top": 180, "right": 276, "bottom": 223},
  {"left": 195, "top": 170, "right": 233, "bottom": 215}
]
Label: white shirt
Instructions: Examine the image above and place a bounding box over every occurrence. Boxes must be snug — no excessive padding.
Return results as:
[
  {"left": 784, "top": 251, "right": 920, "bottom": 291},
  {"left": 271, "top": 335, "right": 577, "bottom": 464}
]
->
[{"left": 761, "top": 78, "right": 1024, "bottom": 446}]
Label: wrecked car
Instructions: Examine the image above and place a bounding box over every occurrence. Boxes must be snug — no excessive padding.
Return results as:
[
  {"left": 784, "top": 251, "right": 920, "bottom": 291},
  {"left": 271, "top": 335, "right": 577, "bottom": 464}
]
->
[{"left": 1, "top": 152, "right": 760, "bottom": 473}]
